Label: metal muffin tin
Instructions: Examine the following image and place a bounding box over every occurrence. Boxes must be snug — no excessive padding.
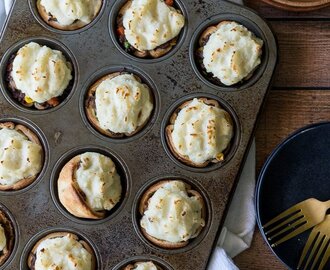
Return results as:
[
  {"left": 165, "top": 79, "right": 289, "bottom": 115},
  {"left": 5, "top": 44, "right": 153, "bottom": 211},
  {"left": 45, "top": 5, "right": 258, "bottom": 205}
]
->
[{"left": 0, "top": 0, "right": 277, "bottom": 269}]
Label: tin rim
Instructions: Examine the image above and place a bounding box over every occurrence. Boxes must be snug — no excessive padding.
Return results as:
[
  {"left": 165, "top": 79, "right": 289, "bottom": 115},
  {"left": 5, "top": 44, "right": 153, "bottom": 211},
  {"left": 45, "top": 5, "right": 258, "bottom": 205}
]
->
[
  {"left": 132, "top": 176, "right": 212, "bottom": 254},
  {"left": 19, "top": 227, "right": 102, "bottom": 270},
  {"left": 28, "top": 0, "right": 107, "bottom": 34},
  {"left": 79, "top": 65, "right": 160, "bottom": 143},
  {"left": 50, "top": 145, "right": 131, "bottom": 225},
  {"left": 189, "top": 13, "right": 269, "bottom": 91},
  {"left": 160, "top": 93, "right": 241, "bottom": 172},
  {"left": 109, "top": 0, "right": 188, "bottom": 63},
  {"left": 0, "top": 116, "right": 49, "bottom": 195},
  {"left": 0, "top": 36, "right": 79, "bottom": 114}
]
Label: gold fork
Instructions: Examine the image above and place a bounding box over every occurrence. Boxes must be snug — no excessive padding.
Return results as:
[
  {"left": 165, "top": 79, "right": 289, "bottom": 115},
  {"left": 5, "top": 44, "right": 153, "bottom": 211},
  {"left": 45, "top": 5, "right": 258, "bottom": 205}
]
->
[
  {"left": 263, "top": 198, "right": 330, "bottom": 247},
  {"left": 297, "top": 215, "right": 330, "bottom": 270}
]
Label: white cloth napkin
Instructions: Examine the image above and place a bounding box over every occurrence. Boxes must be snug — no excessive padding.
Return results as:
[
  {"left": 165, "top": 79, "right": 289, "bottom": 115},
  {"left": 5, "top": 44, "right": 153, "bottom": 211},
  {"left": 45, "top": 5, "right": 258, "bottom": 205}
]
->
[
  {"left": 0, "top": 1, "right": 256, "bottom": 269},
  {"left": 208, "top": 140, "right": 256, "bottom": 270}
]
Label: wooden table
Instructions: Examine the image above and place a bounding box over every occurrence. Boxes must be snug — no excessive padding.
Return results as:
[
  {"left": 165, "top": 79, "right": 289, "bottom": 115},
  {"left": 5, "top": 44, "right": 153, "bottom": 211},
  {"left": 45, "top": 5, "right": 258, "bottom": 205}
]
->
[{"left": 233, "top": 1, "right": 330, "bottom": 269}]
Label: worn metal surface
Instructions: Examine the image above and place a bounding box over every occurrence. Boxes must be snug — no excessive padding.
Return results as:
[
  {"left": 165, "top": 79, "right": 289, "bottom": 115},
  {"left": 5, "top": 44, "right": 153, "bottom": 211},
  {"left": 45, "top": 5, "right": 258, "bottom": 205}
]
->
[{"left": 0, "top": 0, "right": 277, "bottom": 269}]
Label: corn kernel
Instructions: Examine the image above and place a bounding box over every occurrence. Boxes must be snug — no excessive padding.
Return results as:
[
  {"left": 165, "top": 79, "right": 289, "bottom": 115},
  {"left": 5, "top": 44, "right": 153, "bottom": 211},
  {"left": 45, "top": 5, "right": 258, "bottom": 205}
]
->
[
  {"left": 216, "top": 153, "right": 224, "bottom": 161},
  {"left": 24, "top": 96, "right": 33, "bottom": 104}
]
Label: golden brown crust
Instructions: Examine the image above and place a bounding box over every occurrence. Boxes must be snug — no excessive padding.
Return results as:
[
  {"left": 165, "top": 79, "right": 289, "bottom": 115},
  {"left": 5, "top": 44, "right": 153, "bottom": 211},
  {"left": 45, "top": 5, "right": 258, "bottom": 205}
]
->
[
  {"left": 27, "top": 232, "right": 96, "bottom": 270},
  {"left": 139, "top": 180, "right": 206, "bottom": 249},
  {"left": 85, "top": 72, "right": 153, "bottom": 138},
  {"left": 117, "top": 0, "right": 180, "bottom": 59},
  {"left": 57, "top": 155, "right": 106, "bottom": 219},
  {"left": 0, "top": 210, "right": 15, "bottom": 267},
  {"left": 36, "top": 0, "right": 103, "bottom": 31},
  {"left": 0, "top": 122, "right": 44, "bottom": 191},
  {"left": 165, "top": 98, "right": 233, "bottom": 168},
  {"left": 198, "top": 21, "right": 230, "bottom": 47}
]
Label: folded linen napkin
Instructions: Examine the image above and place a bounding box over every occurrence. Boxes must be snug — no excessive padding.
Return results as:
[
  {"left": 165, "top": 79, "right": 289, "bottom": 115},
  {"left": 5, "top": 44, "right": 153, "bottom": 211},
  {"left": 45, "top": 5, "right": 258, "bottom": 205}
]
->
[{"left": 0, "top": 1, "right": 256, "bottom": 269}]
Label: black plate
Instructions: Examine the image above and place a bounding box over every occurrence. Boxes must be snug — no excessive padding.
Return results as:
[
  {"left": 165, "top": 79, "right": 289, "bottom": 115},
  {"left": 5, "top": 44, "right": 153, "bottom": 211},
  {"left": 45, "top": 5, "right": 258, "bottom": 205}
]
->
[{"left": 256, "top": 122, "right": 330, "bottom": 269}]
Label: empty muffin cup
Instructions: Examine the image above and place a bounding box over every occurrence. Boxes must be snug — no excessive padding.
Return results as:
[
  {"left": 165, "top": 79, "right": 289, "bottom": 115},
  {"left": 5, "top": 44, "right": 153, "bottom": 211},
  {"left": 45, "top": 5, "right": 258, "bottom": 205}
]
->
[
  {"left": 0, "top": 37, "right": 78, "bottom": 113},
  {"left": 190, "top": 14, "right": 268, "bottom": 91}
]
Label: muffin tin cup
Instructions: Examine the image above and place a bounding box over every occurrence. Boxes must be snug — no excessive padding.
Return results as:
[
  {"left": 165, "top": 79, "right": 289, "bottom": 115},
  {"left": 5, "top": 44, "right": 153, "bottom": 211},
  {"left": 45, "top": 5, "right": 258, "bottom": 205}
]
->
[
  {"left": 79, "top": 65, "right": 160, "bottom": 143},
  {"left": 0, "top": 36, "right": 79, "bottom": 114},
  {"left": 132, "top": 176, "right": 212, "bottom": 254},
  {"left": 0, "top": 203, "right": 19, "bottom": 270},
  {"left": 113, "top": 255, "right": 174, "bottom": 270},
  {"left": 19, "top": 227, "right": 102, "bottom": 270},
  {"left": 189, "top": 13, "right": 270, "bottom": 91},
  {"left": 28, "top": 0, "right": 107, "bottom": 35},
  {"left": 109, "top": 0, "right": 188, "bottom": 63},
  {"left": 50, "top": 145, "right": 131, "bottom": 225},
  {"left": 161, "top": 93, "right": 241, "bottom": 173},
  {"left": 0, "top": 116, "right": 49, "bottom": 195}
]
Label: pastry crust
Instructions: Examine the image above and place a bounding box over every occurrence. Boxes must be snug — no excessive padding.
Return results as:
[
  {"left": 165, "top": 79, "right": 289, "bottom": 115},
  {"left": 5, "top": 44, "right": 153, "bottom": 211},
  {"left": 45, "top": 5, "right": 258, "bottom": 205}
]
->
[
  {"left": 36, "top": 0, "right": 103, "bottom": 31},
  {"left": 165, "top": 98, "right": 233, "bottom": 168},
  {"left": 85, "top": 72, "right": 154, "bottom": 138},
  {"left": 139, "top": 180, "right": 205, "bottom": 249},
  {"left": 0, "top": 122, "right": 43, "bottom": 191},
  {"left": 196, "top": 21, "right": 263, "bottom": 85},
  {"left": 58, "top": 155, "right": 108, "bottom": 219},
  {"left": 0, "top": 210, "right": 15, "bottom": 266},
  {"left": 116, "top": 0, "right": 181, "bottom": 59},
  {"left": 27, "top": 232, "right": 96, "bottom": 270}
]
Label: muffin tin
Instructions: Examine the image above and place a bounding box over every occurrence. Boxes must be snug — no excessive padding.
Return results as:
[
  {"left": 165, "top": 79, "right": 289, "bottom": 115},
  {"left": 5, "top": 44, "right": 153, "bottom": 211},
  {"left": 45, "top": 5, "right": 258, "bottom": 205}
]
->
[{"left": 0, "top": 0, "right": 277, "bottom": 269}]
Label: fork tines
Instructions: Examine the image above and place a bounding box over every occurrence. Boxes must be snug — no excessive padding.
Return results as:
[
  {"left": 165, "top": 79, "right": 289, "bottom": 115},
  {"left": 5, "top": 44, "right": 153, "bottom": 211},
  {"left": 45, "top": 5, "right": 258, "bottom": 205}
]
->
[
  {"left": 298, "top": 231, "right": 330, "bottom": 270},
  {"left": 263, "top": 208, "right": 308, "bottom": 247}
]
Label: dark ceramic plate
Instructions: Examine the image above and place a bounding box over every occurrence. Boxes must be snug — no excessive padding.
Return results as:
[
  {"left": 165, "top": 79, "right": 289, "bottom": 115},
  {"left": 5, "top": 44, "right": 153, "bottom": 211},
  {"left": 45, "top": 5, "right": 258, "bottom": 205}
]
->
[{"left": 256, "top": 122, "right": 330, "bottom": 269}]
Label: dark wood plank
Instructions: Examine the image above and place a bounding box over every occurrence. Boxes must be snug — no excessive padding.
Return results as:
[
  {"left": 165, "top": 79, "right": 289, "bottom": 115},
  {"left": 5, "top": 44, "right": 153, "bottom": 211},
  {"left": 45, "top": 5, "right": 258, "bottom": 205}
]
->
[
  {"left": 245, "top": 0, "right": 330, "bottom": 18},
  {"left": 234, "top": 89, "right": 330, "bottom": 269},
  {"left": 270, "top": 21, "right": 330, "bottom": 88}
]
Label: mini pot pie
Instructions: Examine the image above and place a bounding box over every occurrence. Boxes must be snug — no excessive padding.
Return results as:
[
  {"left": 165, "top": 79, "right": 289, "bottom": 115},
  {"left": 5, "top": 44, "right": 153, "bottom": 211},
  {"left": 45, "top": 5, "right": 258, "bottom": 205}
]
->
[
  {"left": 124, "top": 261, "right": 162, "bottom": 270},
  {"left": 166, "top": 98, "right": 234, "bottom": 167},
  {"left": 0, "top": 210, "right": 15, "bottom": 266},
  {"left": 6, "top": 41, "right": 73, "bottom": 110},
  {"left": 85, "top": 72, "right": 154, "bottom": 137},
  {"left": 58, "top": 152, "right": 122, "bottom": 219},
  {"left": 139, "top": 180, "right": 205, "bottom": 249},
  {"left": 0, "top": 122, "right": 43, "bottom": 191},
  {"left": 37, "top": 0, "right": 103, "bottom": 31},
  {"left": 116, "top": 0, "right": 185, "bottom": 58},
  {"left": 27, "top": 232, "right": 96, "bottom": 270},
  {"left": 196, "top": 21, "right": 263, "bottom": 86}
]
